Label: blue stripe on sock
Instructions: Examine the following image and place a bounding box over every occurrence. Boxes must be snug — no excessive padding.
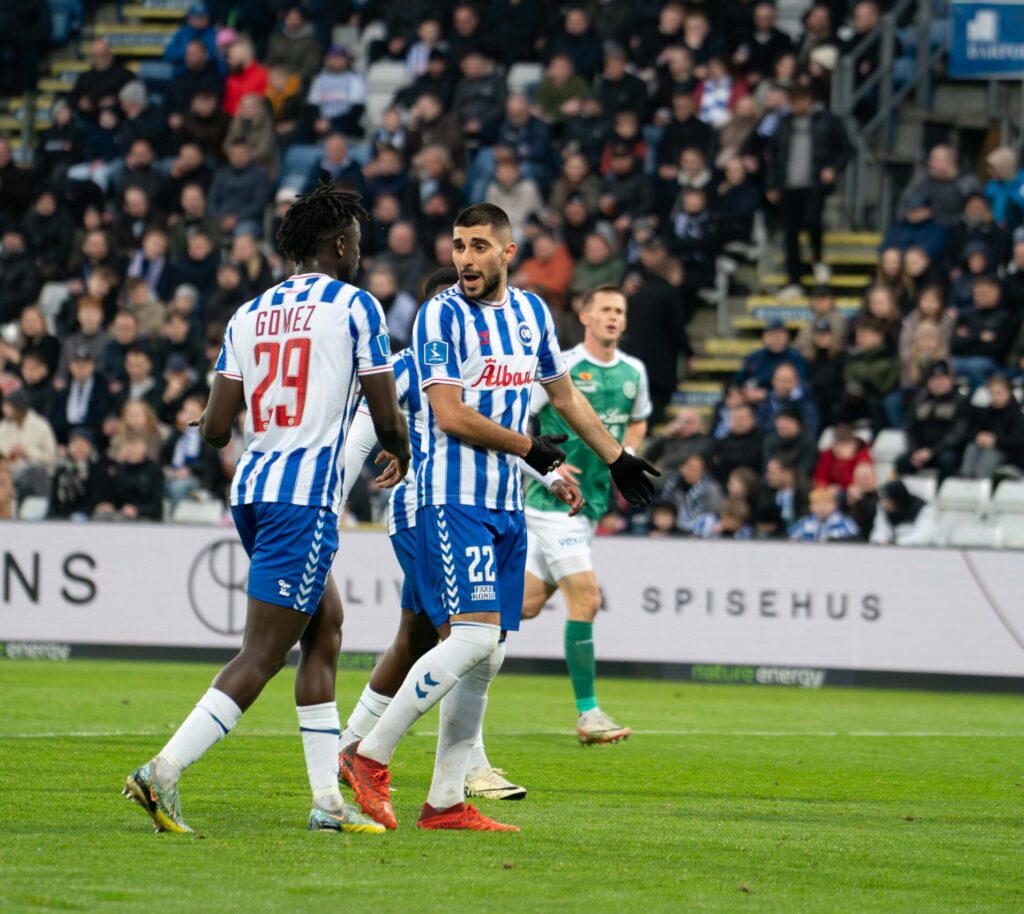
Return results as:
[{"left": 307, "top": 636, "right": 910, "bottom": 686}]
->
[
  {"left": 203, "top": 708, "right": 229, "bottom": 734},
  {"left": 299, "top": 727, "right": 341, "bottom": 735}
]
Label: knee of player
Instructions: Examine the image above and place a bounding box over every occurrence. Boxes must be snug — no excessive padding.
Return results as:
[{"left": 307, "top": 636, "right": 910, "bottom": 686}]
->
[{"left": 569, "top": 587, "right": 602, "bottom": 621}]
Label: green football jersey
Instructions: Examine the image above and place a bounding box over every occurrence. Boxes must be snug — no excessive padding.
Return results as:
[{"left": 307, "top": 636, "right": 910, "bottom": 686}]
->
[{"left": 526, "top": 344, "right": 651, "bottom": 521}]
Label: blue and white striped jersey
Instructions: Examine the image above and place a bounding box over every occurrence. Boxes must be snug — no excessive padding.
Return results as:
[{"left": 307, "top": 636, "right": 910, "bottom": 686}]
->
[
  {"left": 414, "top": 284, "right": 567, "bottom": 511},
  {"left": 787, "top": 511, "right": 859, "bottom": 542},
  {"left": 216, "top": 272, "right": 393, "bottom": 514},
  {"left": 386, "top": 348, "right": 422, "bottom": 533}
]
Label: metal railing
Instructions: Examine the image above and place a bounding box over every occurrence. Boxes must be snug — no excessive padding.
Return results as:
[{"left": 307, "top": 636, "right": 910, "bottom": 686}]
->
[{"left": 831, "top": 0, "right": 949, "bottom": 228}]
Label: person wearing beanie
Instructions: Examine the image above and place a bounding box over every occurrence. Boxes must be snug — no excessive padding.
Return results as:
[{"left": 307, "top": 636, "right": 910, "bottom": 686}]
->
[{"left": 870, "top": 479, "right": 937, "bottom": 546}]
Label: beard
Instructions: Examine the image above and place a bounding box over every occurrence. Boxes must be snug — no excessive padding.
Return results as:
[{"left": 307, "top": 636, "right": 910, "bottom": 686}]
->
[{"left": 459, "top": 265, "right": 502, "bottom": 301}]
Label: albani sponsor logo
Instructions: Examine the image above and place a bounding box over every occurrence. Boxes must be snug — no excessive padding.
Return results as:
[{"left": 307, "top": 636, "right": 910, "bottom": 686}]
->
[{"left": 471, "top": 358, "right": 534, "bottom": 389}]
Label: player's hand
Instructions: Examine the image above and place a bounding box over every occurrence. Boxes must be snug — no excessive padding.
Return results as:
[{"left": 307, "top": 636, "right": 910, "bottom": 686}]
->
[
  {"left": 374, "top": 449, "right": 408, "bottom": 488},
  {"left": 551, "top": 479, "right": 586, "bottom": 517},
  {"left": 608, "top": 448, "right": 660, "bottom": 506},
  {"left": 524, "top": 433, "right": 568, "bottom": 475},
  {"left": 556, "top": 461, "right": 581, "bottom": 486}
]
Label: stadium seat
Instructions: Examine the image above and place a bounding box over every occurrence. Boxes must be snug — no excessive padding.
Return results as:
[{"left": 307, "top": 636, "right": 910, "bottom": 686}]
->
[
  {"left": 991, "top": 480, "right": 1024, "bottom": 517},
  {"left": 172, "top": 500, "right": 224, "bottom": 525},
  {"left": 18, "top": 496, "right": 49, "bottom": 521},
  {"left": 364, "top": 61, "right": 410, "bottom": 126},
  {"left": 999, "top": 518, "right": 1024, "bottom": 548},
  {"left": 947, "top": 523, "right": 1001, "bottom": 549},
  {"left": 817, "top": 425, "right": 873, "bottom": 451},
  {"left": 38, "top": 282, "right": 70, "bottom": 326},
  {"left": 507, "top": 62, "right": 543, "bottom": 96},
  {"left": 871, "top": 429, "right": 906, "bottom": 464},
  {"left": 937, "top": 477, "right": 992, "bottom": 514},
  {"left": 279, "top": 144, "right": 322, "bottom": 192},
  {"left": 902, "top": 474, "right": 937, "bottom": 503}
]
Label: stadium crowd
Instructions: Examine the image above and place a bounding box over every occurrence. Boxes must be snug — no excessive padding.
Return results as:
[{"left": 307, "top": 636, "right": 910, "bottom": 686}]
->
[{"left": 1, "top": 0, "right": 1024, "bottom": 547}]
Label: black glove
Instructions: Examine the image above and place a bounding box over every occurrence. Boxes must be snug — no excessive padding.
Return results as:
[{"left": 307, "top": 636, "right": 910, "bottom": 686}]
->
[
  {"left": 609, "top": 449, "right": 660, "bottom": 506},
  {"left": 524, "top": 433, "right": 568, "bottom": 475}
]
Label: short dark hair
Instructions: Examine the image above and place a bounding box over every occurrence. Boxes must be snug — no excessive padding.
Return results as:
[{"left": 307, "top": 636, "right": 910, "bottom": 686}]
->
[
  {"left": 581, "top": 284, "right": 626, "bottom": 310},
  {"left": 855, "top": 316, "right": 886, "bottom": 336},
  {"left": 454, "top": 203, "right": 512, "bottom": 238},
  {"left": 423, "top": 266, "right": 459, "bottom": 300}
]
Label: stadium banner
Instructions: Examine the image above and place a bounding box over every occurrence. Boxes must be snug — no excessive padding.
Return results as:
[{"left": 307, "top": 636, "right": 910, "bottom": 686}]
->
[
  {"left": 949, "top": 1, "right": 1024, "bottom": 79},
  {"left": 2, "top": 524, "right": 1024, "bottom": 680}
]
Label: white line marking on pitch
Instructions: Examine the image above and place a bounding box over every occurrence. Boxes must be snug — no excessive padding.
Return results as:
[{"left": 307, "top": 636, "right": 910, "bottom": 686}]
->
[{"left": 2, "top": 729, "right": 1024, "bottom": 739}]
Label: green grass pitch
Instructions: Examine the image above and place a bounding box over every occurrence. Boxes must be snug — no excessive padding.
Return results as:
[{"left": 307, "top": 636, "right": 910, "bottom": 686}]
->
[{"left": 1, "top": 660, "right": 1022, "bottom": 913}]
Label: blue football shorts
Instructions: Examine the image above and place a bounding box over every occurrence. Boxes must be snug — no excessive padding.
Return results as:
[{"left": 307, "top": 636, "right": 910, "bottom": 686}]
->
[
  {"left": 390, "top": 525, "right": 427, "bottom": 616},
  {"left": 415, "top": 504, "right": 527, "bottom": 631},
  {"left": 230, "top": 502, "right": 339, "bottom": 614}
]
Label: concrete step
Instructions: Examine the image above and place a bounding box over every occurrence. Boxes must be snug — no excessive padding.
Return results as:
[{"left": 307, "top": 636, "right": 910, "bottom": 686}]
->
[
  {"left": 744, "top": 294, "right": 861, "bottom": 311},
  {"left": 8, "top": 96, "right": 55, "bottom": 113},
  {"left": 121, "top": 3, "right": 187, "bottom": 20},
  {"left": 702, "top": 338, "right": 761, "bottom": 358},
  {"left": 772, "top": 251, "right": 879, "bottom": 268},
  {"left": 761, "top": 273, "right": 872, "bottom": 290},
  {"left": 688, "top": 356, "right": 742, "bottom": 375}
]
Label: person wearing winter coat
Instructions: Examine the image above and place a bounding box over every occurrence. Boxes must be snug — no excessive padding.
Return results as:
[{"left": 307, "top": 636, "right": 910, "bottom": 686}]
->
[
  {"left": 870, "top": 479, "right": 937, "bottom": 546},
  {"left": 960, "top": 374, "right": 1024, "bottom": 479}
]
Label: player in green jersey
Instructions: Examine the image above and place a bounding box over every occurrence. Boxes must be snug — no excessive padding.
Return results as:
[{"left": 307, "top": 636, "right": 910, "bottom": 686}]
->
[{"left": 522, "top": 284, "right": 653, "bottom": 744}]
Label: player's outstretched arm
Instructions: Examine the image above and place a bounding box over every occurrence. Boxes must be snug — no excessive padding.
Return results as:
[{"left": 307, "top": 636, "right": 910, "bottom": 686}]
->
[
  {"left": 541, "top": 373, "right": 660, "bottom": 506},
  {"left": 197, "top": 374, "right": 244, "bottom": 449},
  {"left": 360, "top": 371, "right": 411, "bottom": 479}
]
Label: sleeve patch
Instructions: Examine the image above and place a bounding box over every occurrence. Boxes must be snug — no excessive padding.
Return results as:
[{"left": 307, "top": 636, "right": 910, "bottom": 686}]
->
[{"left": 423, "top": 339, "right": 450, "bottom": 366}]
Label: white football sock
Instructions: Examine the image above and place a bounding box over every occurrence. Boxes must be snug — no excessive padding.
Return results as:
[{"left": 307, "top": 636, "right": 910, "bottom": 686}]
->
[
  {"left": 297, "top": 702, "right": 344, "bottom": 813},
  {"left": 340, "top": 685, "right": 392, "bottom": 748},
  {"left": 427, "top": 641, "right": 505, "bottom": 809},
  {"left": 154, "top": 688, "right": 242, "bottom": 788},
  {"left": 358, "top": 623, "right": 500, "bottom": 766},
  {"left": 463, "top": 641, "right": 505, "bottom": 779}
]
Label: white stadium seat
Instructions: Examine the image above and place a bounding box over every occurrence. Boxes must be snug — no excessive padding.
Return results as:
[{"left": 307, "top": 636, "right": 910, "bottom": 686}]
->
[
  {"left": 991, "top": 480, "right": 1024, "bottom": 517},
  {"left": 999, "top": 518, "right": 1024, "bottom": 548},
  {"left": 172, "top": 500, "right": 224, "bottom": 525},
  {"left": 18, "top": 496, "right": 49, "bottom": 521},
  {"left": 507, "top": 62, "right": 543, "bottom": 95},
  {"left": 948, "top": 523, "right": 1002, "bottom": 549},
  {"left": 872, "top": 429, "right": 906, "bottom": 464},
  {"left": 937, "top": 477, "right": 991, "bottom": 514},
  {"left": 902, "top": 474, "right": 938, "bottom": 503}
]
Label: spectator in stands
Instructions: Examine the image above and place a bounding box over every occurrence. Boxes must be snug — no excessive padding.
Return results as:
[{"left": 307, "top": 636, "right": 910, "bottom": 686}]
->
[
  {"left": 738, "top": 319, "right": 808, "bottom": 395},
  {"left": 312, "top": 133, "right": 366, "bottom": 197},
  {"left": 376, "top": 222, "right": 429, "bottom": 298},
  {"left": 599, "top": 140, "right": 654, "bottom": 224},
  {"left": 534, "top": 53, "right": 588, "bottom": 126},
  {"left": 49, "top": 429, "right": 109, "bottom": 521},
  {"left": 756, "top": 454, "right": 808, "bottom": 538},
  {"left": 647, "top": 500, "right": 686, "bottom": 538},
  {"left": 842, "top": 317, "right": 899, "bottom": 433},
  {"left": 874, "top": 247, "right": 916, "bottom": 314},
  {"left": 813, "top": 424, "right": 872, "bottom": 492},
  {"left": 690, "top": 496, "right": 754, "bottom": 540},
  {"left": 177, "top": 89, "right": 230, "bottom": 159},
  {"left": 121, "top": 279, "right": 167, "bottom": 344},
  {"left": 265, "top": 6, "right": 324, "bottom": 86},
  {"left": 853, "top": 284, "right": 902, "bottom": 347},
  {"left": 949, "top": 241, "right": 997, "bottom": 313},
  {"left": 448, "top": 2, "right": 492, "bottom": 63},
  {"left": 960, "top": 374, "right": 1024, "bottom": 479},
  {"left": 983, "top": 146, "right": 1024, "bottom": 232},
  {"left": 694, "top": 56, "right": 749, "bottom": 130},
  {"left": 71, "top": 38, "right": 134, "bottom": 117},
  {"left": 158, "top": 354, "right": 206, "bottom": 426},
  {"left": 665, "top": 186, "right": 717, "bottom": 292},
  {"left": 896, "top": 360, "right": 970, "bottom": 480},
  {"left": 306, "top": 45, "right": 366, "bottom": 138},
  {"left": 94, "top": 435, "right": 164, "bottom": 522},
  {"left": 164, "top": 3, "right": 218, "bottom": 75},
  {"left": 113, "top": 346, "right": 162, "bottom": 414},
  {"left": 37, "top": 100, "right": 84, "bottom": 186},
  {"left": 22, "top": 191, "right": 74, "bottom": 281},
  {"left": 223, "top": 38, "right": 268, "bottom": 118},
  {"left": 0, "top": 227, "right": 42, "bottom": 325},
  {"left": 497, "top": 94, "right": 553, "bottom": 188},
  {"left": 881, "top": 195, "right": 948, "bottom": 263},
  {"left": 764, "top": 83, "right": 851, "bottom": 296},
  {"left": 547, "top": 6, "right": 603, "bottom": 82},
  {"left": 266, "top": 64, "right": 304, "bottom": 142},
  {"left": 117, "top": 81, "right": 171, "bottom": 158},
  {"left": 513, "top": 230, "right": 574, "bottom": 309},
  {"left": 725, "top": 464, "right": 760, "bottom": 516},
  {"left": 17, "top": 349, "right": 55, "bottom": 419},
  {"left": 0, "top": 306, "right": 59, "bottom": 378},
  {"left": 870, "top": 479, "right": 937, "bottom": 546},
  {"left": 948, "top": 193, "right": 1010, "bottom": 272},
  {"left": 713, "top": 157, "right": 760, "bottom": 246},
  {"left": 788, "top": 486, "right": 859, "bottom": 542},
  {"left": 734, "top": 2, "right": 792, "bottom": 84},
  {"left": 569, "top": 229, "right": 626, "bottom": 298},
  {"left": 657, "top": 91, "right": 713, "bottom": 174},
  {"left": 452, "top": 50, "right": 507, "bottom": 147},
  {"left": 951, "top": 274, "right": 1014, "bottom": 390},
  {"left": 794, "top": 3, "right": 836, "bottom": 68},
  {"left": 625, "top": 239, "right": 691, "bottom": 424},
  {"left": 711, "top": 402, "right": 763, "bottom": 484},
  {"left": 102, "top": 311, "right": 144, "bottom": 387},
  {"left": 396, "top": 49, "right": 458, "bottom": 110},
  {"left": 403, "top": 17, "right": 445, "bottom": 77},
  {"left": 406, "top": 93, "right": 465, "bottom": 168},
  {"left": 113, "top": 139, "right": 167, "bottom": 213},
  {"left": 57, "top": 297, "right": 109, "bottom": 382},
  {"left": 644, "top": 407, "right": 713, "bottom": 474},
  {"left": 107, "top": 399, "right": 164, "bottom": 464},
  {"left": 485, "top": 151, "right": 544, "bottom": 243},
  {"left": 224, "top": 94, "right": 277, "bottom": 180},
  {"left": 842, "top": 461, "right": 879, "bottom": 541},
  {"left": 659, "top": 452, "right": 723, "bottom": 533},
  {"left": 561, "top": 93, "right": 611, "bottom": 169},
  {"left": 50, "top": 347, "right": 112, "bottom": 446},
  {"left": 208, "top": 141, "right": 270, "bottom": 237},
  {"left": 757, "top": 361, "right": 820, "bottom": 439},
  {"left": 597, "top": 43, "right": 648, "bottom": 122},
  {"left": 366, "top": 265, "right": 417, "bottom": 350},
  {"left": 162, "top": 393, "right": 223, "bottom": 511},
  {"left": 168, "top": 184, "right": 220, "bottom": 259},
  {"left": 762, "top": 406, "right": 817, "bottom": 476},
  {"left": 899, "top": 144, "right": 982, "bottom": 229},
  {"left": 167, "top": 40, "right": 224, "bottom": 127},
  {"left": 0, "top": 387, "right": 57, "bottom": 499},
  {"left": 127, "top": 228, "right": 179, "bottom": 305},
  {"left": 795, "top": 285, "right": 846, "bottom": 357},
  {"left": 112, "top": 186, "right": 162, "bottom": 259},
  {"left": 155, "top": 308, "right": 205, "bottom": 376}
]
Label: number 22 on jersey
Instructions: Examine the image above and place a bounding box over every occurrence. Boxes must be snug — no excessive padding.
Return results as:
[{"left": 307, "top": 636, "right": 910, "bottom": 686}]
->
[{"left": 250, "top": 338, "right": 311, "bottom": 432}]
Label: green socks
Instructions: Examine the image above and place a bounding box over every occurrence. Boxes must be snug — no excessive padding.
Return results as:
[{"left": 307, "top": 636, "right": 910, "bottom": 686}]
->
[{"left": 564, "top": 620, "right": 598, "bottom": 713}]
